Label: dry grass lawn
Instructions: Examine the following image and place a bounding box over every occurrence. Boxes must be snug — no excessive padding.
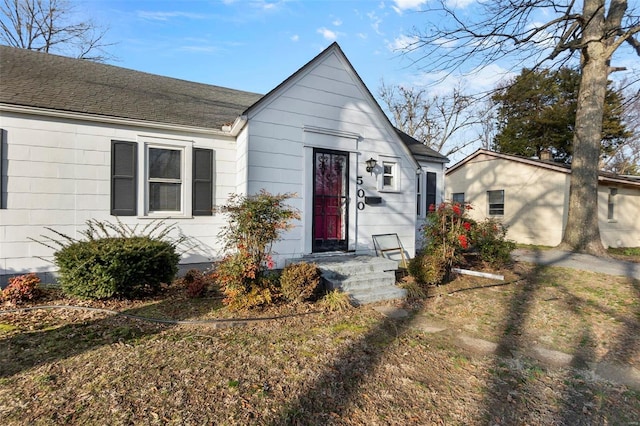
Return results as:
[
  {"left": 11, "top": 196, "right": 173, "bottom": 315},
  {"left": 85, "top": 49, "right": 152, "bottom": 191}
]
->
[{"left": 1, "top": 261, "right": 639, "bottom": 425}]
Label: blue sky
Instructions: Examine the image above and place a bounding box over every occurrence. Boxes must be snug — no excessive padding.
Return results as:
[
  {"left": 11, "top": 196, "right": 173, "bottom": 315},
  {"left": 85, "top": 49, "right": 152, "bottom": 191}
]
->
[
  {"left": 88, "top": 0, "right": 507, "bottom": 95},
  {"left": 77, "top": 0, "right": 637, "bottom": 162}
]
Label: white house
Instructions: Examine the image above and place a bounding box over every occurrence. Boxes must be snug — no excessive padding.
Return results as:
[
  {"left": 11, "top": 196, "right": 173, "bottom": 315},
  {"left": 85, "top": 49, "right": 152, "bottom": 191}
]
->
[
  {"left": 445, "top": 149, "right": 640, "bottom": 248},
  {"left": 0, "top": 43, "right": 448, "bottom": 285}
]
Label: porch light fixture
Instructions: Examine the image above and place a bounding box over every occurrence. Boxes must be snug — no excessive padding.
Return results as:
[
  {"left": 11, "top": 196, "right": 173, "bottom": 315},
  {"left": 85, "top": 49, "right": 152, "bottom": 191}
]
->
[{"left": 365, "top": 157, "right": 377, "bottom": 174}]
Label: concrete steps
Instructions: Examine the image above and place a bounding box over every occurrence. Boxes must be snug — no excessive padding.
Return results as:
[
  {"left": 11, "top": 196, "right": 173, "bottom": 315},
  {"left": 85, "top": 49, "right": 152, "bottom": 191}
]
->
[{"left": 292, "top": 254, "right": 407, "bottom": 305}]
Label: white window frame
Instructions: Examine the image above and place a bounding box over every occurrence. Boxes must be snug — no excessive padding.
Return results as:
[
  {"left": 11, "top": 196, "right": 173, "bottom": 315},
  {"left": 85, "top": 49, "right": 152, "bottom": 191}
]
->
[
  {"left": 378, "top": 155, "right": 400, "bottom": 192},
  {"left": 139, "top": 138, "right": 193, "bottom": 218}
]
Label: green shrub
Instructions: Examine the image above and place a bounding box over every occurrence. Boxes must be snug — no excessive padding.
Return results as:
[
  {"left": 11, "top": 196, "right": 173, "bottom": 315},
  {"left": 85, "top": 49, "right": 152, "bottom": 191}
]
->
[
  {"left": 280, "top": 262, "right": 322, "bottom": 302},
  {"left": 470, "top": 219, "right": 516, "bottom": 267},
  {"left": 55, "top": 236, "right": 179, "bottom": 299},
  {"left": 408, "top": 247, "right": 449, "bottom": 286},
  {"left": 2, "top": 273, "right": 41, "bottom": 304}
]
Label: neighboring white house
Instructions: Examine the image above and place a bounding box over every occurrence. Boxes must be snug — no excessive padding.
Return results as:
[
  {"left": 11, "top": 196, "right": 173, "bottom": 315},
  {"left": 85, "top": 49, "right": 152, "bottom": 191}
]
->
[
  {"left": 0, "top": 43, "right": 448, "bottom": 284},
  {"left": 445, "top": 149, "right": 640, "bottom": 248}
]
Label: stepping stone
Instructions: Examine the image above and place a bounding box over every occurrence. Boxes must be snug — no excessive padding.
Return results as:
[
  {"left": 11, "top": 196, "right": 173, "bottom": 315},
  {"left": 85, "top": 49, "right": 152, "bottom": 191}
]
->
[{"left": 373, "top": 306, "right": 409, "bottom": 319}]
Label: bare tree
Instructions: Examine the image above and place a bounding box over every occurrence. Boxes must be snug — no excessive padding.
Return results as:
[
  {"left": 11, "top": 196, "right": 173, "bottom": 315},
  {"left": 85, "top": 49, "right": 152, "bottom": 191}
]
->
[
  {"left": 602, "top": 86, "right": 640, "bottom": 174},
  {"left": 408, "top": 0, "right": 640, "bottom": 256},
  {"left": 379, "top": 81, "right": 483, "bottom": 158},
  {"left": 0, "top": 0, "right": 113, "bottom": 61}
]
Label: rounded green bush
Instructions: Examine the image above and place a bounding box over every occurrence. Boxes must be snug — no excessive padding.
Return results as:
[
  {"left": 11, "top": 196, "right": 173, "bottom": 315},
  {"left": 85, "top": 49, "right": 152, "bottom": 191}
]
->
[{"left": 54, "top": 236, "right": 179, "bottom": 299}]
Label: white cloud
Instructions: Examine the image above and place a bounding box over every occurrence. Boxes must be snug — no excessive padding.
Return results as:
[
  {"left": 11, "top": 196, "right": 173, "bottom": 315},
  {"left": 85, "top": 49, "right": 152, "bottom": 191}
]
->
[
  {"left": 391, "top": 0, "right": 428, "bottom": 14},
  {"left": 291, "top": 34, "right": 299, "bottom": 42},
  {"left": 387, "top": 34, "right": 419, "bottom": 52},
  {"left": 445, "top": 0, "right": 475, "bottom": 8},
  {"left": 413, "top": 63, "right": 514, "bottom": 96},
  {"left": 136, "top": 11, "right": 208, "bottom": 21},
  {"left": 357, "top": 33, "right": 368, "bottom": 40},
  {"left": 317, "top": 27, "right": 338, "bottom": 41},
  {"left": 333, "top": 18, "right": 343, "bottom": 26},
  {"left": 367, "top": 11, "right": 384, "bottom": 35}
]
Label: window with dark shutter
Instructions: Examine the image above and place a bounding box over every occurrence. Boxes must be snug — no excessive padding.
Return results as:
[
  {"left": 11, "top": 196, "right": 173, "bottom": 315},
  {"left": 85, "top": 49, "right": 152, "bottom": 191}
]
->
[
  {"left": 426, "top": 172, "right": 437, "bottom": 211},
  {"left": 111, "top": 140, "right": 137, "bottom": 216},
  {"left": 192, "top": 148, "right": 213, "bottom": 216}
]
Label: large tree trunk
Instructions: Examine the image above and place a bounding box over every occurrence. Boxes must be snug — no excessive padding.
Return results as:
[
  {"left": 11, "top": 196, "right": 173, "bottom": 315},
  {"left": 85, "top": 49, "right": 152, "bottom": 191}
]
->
[{"left": 559, "top": 0, "right": 609, "bottom": 256}]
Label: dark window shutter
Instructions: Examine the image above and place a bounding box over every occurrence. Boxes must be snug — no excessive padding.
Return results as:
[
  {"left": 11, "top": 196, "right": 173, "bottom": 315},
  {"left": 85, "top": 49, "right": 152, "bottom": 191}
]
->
[
  {"left": 111, "top": 140, "right": 137, "bottom": 216},
  {"left": 426, "top": 172, "right": 437, "bottom": 211},
  {"left": 0, "top": 129, "right": 4, "bottom": 209},
  {"left": 193, "top": 148, "right": 213, "bottom": 216}
]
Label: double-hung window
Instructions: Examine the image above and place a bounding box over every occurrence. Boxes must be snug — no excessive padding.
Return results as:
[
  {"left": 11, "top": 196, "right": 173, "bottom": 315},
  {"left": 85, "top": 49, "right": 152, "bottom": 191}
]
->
[
  {"left": 148, "top": 147, "right": 182, "bottom": 213},
  {"left": 487, "top": 190, "right": 505, "bottom": 216},
  {"left": 111, "top": 140, "right": 213, "bottom": 217},
  {"left": 379, "top": 155, "right": 400, "bottom": 192},
  {"left": 383, "top": 162, "right": 396, "bottom": 190},
  {"left": 416, "top": 173, "right": 422, "bottom": 216}
]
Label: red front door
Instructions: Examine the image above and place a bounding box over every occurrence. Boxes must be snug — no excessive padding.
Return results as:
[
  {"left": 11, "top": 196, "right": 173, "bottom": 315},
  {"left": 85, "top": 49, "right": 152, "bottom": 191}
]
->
[{"left": 313, "top": 149, "right": 348, "bottom": 252}]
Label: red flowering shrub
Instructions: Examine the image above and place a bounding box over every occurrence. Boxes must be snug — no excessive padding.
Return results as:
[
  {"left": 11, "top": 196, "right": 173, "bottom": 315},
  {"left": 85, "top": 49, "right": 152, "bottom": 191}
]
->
[
  {"left": 213, "top": 191, "right": 300, "bottom": 310},
  {"left": 2, "top": 273, "right": 41, "bottom": 304},
  {"left": 415, "top": 202, "right": 473, "bottom": 285}
]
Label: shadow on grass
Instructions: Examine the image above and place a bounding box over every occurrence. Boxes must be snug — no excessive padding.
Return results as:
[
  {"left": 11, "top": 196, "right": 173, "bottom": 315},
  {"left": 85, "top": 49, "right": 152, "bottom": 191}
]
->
[
  {"left": 269, "top": 305, "right": 414, "bottom": 425},
  {"left": 478, "top": 250, "right": 640, "bottom": 424},
  {"left": 0, "top": 295, "right": 223, "bottom": 378}
]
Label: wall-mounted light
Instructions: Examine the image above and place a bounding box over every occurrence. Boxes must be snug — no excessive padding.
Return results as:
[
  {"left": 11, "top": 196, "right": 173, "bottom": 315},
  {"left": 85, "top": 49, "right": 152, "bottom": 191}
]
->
[{"left": 365, "top": 157, "right": 377, "bottom": 174}]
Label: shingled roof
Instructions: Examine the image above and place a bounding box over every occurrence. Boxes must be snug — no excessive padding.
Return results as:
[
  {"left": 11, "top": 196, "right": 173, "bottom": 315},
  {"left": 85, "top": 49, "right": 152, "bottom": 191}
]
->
[
  {"left": 0, "top": 45, "right": 263, "bottom": 129},
  {"left": 394, "top": 128, "right": 449, "bottom": 163}
]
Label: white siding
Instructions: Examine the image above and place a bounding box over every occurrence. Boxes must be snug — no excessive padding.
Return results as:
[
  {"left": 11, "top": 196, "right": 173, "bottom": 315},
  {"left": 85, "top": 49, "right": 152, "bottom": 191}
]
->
[
  {"left": 0, "top": 111, "right": 235, "bottom": 280},
  {"left": 245, "top": 48, "right": 420, "bottom": 264}
]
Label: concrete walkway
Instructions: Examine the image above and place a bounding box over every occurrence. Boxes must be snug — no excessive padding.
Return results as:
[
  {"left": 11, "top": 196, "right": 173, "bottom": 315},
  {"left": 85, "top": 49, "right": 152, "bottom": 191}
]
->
[
  {"left": 373, "top": 249, "right": 640, "bottom": 390},
  {"left": 511, "top": 248, "right": 640, "bottom": 280}
]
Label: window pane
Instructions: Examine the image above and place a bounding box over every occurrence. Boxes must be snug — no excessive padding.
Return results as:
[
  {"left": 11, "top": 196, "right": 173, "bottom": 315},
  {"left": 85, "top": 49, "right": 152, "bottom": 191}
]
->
[
  {"left": 488, "top": 190, "right": 504, "bottom": 204},
  {"left": 149, "top": 182, "right": 181, "bottom": 211},
  {"left": 149, "top": 148, "right": 181, "bottom": 179},
  {"left": 452, "top": 193, "right": 465, "bottom": 203},
  {"left": 384, "top": 164, "right": 393, "bottom": 175},
  {"left": 384, "top": 176, "right": 393, "bottom": 186}
]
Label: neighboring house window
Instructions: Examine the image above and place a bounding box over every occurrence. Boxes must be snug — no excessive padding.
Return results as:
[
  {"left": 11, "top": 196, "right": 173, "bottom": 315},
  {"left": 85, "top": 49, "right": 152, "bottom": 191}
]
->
[
  {"left": 452, "top": 193, "right": 465, "bottom": 204},
  {"left": 426, "top": 172, "right": 437, "bottom": 212},
  {"left": 111, "top": 140, "right": 213, "bottom": 217},
  {"left": 487, "top": 190, "right": 505, "bottom": 216},
  {"left": 416, "top": 173, "right": 422, "bottom": 216},
  {"left": 608, "top": 188, "right": 617, "bottom": 220}
]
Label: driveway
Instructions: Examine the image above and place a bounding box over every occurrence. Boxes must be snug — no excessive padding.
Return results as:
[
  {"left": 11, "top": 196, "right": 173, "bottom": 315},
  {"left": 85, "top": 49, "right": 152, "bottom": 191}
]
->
[{"left": 511, "top": 248, "right": 640, "bottom": 280}]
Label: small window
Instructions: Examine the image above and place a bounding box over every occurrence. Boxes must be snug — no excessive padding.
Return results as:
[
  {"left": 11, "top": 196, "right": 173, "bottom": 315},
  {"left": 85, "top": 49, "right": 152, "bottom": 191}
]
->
[
  {"left": 608, "top": 188, "right": 617, "bottom": 220},
  {"left": 488, "top": 190, "right": 504, "bottom": 216},
  {"left": 148, "top": 147, "right": 182, "bottom": 213},
  {"left": 452, "top": 193, "right": 465, "bottom": 204},
  {"left": 383, "top": 161, "right": 396, "bottom": 190}
]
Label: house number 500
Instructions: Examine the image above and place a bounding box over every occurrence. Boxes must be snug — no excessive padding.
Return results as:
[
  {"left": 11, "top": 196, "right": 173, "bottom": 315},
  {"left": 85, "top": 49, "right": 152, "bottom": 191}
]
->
[{"left": 356, "top": 176, "right": 365, "bottom": 210}]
